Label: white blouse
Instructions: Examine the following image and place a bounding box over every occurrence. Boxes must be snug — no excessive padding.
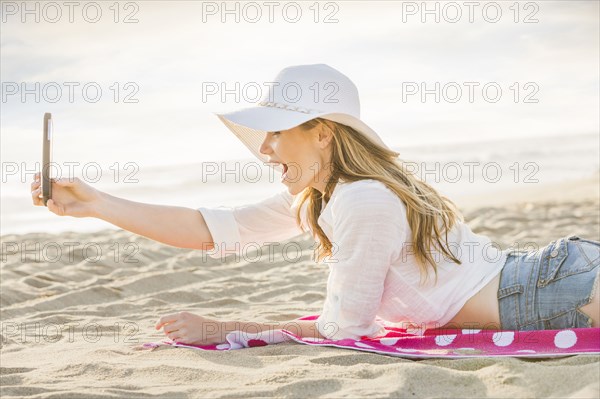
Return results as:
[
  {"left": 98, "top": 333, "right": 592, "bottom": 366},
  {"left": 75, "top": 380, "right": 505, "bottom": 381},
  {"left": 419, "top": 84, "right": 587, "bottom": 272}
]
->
[{"left": 197, "top": 179, "right": 509, "bottom": 340}]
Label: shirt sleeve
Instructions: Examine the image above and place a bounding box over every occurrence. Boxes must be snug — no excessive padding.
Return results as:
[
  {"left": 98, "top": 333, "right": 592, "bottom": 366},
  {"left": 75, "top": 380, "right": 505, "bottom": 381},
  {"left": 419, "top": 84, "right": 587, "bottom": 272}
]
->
[
  {"left": 315, "top": 182, "right": 408, "bottom": 340},
  {"left": 197, "top": 189, "right": 306, "bottom": 260}
]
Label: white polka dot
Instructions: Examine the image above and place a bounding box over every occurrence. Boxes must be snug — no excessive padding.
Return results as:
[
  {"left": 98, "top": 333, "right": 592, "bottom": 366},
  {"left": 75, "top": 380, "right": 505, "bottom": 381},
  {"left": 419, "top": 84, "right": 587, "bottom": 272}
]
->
[
  {"left": 554, "top": 330, "right": 577, "bottom": 348},
  {"left": 379, "top": 337, "right": 400, "bottom": 346},
  {"left": 462, "top": 329, "right": 481, "bottom": 334},
  {"left": 435, "top": 334, "right": 456, "bottom": 346},
  {"left": 216, "top": 343, "right": 230, "bottom": 350},
  {"left": 493, "top": 331, "right": 515, "bottom": 346},
  {"left": 355, "top": 342, "right": 375, "bottom": 349},
  {"left": 516, "top": 349, "right": 536, "bottom": 353},
  {"left": 396, "top": 347, "right": 418, "bottom": 352}
]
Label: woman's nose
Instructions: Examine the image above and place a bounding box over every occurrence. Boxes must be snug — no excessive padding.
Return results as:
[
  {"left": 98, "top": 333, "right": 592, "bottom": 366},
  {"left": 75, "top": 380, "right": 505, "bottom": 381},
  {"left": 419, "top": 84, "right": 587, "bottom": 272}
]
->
[{"left": 259, "top": 135, "right": 272, "bottom": 155}]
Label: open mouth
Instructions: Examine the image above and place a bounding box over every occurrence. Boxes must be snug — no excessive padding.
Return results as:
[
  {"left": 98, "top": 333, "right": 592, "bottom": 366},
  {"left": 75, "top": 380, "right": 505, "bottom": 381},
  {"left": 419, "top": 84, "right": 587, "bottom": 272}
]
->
[{"left": 266, "top": 161, "right": 289, "bottom": 181}]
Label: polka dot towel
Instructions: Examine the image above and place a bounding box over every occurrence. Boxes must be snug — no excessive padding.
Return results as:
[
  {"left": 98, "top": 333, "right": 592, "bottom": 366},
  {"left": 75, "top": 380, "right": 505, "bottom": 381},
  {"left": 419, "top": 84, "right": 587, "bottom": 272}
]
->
[{"left": 137, "top": 315, "right": 600, "bottom": 359}]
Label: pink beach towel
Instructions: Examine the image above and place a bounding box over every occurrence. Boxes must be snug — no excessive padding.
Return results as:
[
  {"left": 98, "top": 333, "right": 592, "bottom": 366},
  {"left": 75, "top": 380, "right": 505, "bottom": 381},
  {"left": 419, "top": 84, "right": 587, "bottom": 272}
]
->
[{"left": 137, "top": 315, "right": 600, "bottom": 359}]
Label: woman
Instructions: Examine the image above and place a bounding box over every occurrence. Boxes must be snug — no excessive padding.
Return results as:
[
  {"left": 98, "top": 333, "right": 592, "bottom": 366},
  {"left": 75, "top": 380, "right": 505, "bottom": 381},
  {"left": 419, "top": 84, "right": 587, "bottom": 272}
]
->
[{"left": 31, "top": 64, "right": 599, "bottom": 346}]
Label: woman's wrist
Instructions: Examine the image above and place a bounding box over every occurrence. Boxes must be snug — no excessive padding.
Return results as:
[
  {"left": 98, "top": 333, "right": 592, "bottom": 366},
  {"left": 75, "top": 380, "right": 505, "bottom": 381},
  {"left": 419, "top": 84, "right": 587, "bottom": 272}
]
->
[{"left": 90, "top": 190, "right": 111, "bottom": 219}]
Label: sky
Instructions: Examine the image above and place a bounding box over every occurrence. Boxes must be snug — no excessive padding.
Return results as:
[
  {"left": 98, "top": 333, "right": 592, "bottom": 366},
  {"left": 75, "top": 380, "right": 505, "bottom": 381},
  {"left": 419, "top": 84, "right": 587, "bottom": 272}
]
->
[
  {"left": 1, "top": 1, "right": 599, "bottom": 233},
  {"left": 1, "top": 1, "right": 598, "bottom": 167}
]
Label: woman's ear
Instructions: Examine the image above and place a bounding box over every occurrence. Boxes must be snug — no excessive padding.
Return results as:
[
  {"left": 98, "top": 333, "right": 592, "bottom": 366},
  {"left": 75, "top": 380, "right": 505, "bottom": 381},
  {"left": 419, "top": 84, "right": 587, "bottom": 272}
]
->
[{"left": 317, "top": 123, "right": 334, "bottom": 149}]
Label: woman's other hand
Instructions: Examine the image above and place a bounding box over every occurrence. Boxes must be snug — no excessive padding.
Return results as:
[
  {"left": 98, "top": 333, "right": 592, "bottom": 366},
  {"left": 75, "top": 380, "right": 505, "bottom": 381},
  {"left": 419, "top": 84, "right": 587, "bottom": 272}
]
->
[{"left": 155, "top": 312, "right": 226, "bottom": 346}]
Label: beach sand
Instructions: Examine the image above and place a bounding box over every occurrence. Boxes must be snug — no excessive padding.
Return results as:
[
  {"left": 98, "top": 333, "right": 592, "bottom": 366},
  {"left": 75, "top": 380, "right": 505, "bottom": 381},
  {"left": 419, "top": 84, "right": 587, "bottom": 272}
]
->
[{"left": 1, "top": 176, "right": 599, "bottom": 398}]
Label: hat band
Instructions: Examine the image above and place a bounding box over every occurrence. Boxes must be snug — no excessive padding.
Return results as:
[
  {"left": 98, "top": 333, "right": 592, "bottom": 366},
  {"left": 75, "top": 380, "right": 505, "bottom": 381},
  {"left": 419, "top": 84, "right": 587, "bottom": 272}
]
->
[{"left": 258, "top": 101, "right": 323, "bottom": 114}]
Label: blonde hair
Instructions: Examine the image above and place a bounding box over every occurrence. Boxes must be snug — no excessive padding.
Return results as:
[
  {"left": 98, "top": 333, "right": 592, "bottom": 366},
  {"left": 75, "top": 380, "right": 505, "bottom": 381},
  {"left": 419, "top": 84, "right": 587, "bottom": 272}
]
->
[{"left": 293, "top": 118, "right": 465, "bottom": 287}]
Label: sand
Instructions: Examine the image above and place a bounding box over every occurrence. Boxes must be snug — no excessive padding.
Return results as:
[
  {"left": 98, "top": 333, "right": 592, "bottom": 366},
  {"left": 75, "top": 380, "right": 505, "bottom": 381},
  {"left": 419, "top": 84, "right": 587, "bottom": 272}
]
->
[{"left": 1, "top": 176, "right": 599, "bottom": 398}]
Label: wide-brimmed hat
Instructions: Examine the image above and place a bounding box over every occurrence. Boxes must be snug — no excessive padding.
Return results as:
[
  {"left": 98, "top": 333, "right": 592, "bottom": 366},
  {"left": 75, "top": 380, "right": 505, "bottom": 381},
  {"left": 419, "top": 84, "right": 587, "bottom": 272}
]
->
[{"left": 214, "top": 63, "right": 390, "bottom": 174}]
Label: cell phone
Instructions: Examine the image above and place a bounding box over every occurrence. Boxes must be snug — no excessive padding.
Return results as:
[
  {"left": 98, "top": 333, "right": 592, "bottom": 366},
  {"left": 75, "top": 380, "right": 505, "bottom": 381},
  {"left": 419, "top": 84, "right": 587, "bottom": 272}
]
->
[{"left": 42, "top": 112, "right": 53, "bottom": 206}]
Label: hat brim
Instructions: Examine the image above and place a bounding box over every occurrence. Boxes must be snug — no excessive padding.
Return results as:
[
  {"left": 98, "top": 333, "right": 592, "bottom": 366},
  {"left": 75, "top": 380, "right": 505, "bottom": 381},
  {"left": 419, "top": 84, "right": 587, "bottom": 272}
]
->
[{"left": 214, "top": 105, "right": 389, "bottom": 174}]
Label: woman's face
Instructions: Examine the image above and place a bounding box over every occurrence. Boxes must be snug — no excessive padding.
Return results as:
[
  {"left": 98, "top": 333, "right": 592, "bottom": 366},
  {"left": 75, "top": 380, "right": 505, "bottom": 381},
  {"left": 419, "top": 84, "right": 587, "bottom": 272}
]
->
[{"left": 259, "top": 123, "right": 333, "bottom": 195}]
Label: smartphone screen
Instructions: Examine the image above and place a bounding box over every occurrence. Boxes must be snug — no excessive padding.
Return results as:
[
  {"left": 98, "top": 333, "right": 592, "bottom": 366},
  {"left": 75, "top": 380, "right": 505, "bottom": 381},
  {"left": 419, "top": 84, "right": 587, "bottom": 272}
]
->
[{"left": 42, "top": 113, "right": 52, "bottom": 206}]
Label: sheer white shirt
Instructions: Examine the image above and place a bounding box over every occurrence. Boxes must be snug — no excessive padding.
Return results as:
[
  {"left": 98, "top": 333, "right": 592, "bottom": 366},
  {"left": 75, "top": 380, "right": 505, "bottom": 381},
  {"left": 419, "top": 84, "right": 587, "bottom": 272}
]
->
[{"left": 198, "top": 179, "right": 508, "bottom": 340}]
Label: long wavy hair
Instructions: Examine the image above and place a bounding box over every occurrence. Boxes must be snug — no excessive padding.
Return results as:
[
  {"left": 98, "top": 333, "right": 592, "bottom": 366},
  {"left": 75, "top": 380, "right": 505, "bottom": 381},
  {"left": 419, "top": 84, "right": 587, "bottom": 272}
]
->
[{"left": 293, "top": 118, "right": 465, "bottom": 287}]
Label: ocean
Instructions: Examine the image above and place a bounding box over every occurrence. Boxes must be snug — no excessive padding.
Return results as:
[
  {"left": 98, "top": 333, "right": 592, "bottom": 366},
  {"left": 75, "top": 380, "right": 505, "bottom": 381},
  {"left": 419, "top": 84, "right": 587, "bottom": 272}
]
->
[{"left": 1, "top": 132, "right": 598, "bottom": 235}]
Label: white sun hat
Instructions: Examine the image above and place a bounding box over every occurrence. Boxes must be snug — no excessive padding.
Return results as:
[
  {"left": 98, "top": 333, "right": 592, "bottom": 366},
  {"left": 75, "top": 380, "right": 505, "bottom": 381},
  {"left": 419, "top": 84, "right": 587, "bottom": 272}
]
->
[{"left": 214, "top": 63, "right": 390, "bottom": 174}]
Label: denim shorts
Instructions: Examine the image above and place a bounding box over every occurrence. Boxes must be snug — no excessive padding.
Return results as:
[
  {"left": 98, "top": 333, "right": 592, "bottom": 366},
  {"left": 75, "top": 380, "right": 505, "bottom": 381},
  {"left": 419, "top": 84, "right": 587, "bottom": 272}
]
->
[{"left": 496, "top": 234, "right": 600, "bottom": 331}]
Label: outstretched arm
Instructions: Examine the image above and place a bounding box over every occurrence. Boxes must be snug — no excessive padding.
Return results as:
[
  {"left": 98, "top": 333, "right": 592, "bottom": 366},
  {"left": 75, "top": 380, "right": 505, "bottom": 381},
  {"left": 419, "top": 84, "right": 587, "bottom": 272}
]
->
[
  {"left": 95, "top": 191, "right": 215, "bottom": 250},
  {"left": 155, "top": 312, "right": 326, "bottom": 345},
  {"left": 31, "top": 172, "right": 215, "bottom": 250}
]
